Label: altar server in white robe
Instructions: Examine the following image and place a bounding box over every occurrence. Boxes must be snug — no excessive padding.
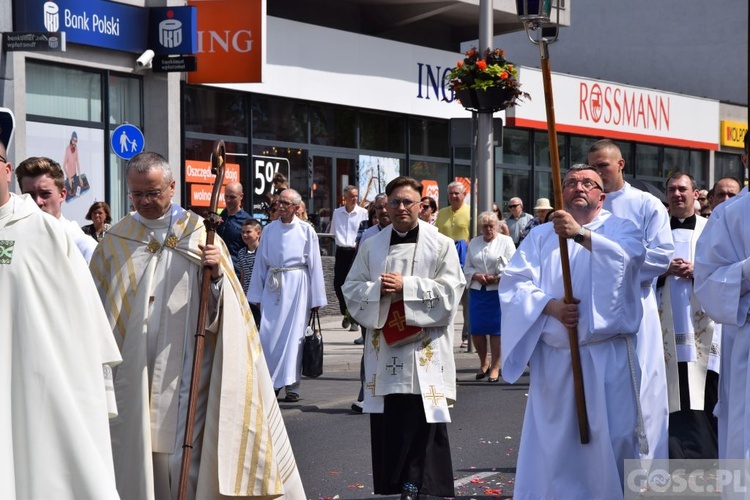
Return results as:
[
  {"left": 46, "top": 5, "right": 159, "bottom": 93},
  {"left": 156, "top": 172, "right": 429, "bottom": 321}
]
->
[
  {"left": 658, "top": 171, "right": 719, "bottom": 459},
  {"left": 500, "top": 165, "right": 646, "bottom": 500},
  {"left": 589, "top": 139, "right": 674, "bottom": 459},
  {"left": 694, "top": 133, "right": 750, "bottom": 460},
  {"left": 343, "top": 176, "right": 465, "bottom": 500},
  {"left": 0, "top": 108, "right": 122, "bottom": 500},
  {"left": 90, "top": 152, "right": 304, "bottom": 500},
  {"left": 247, "top": 188, "right": 327, "bottom": 402}
]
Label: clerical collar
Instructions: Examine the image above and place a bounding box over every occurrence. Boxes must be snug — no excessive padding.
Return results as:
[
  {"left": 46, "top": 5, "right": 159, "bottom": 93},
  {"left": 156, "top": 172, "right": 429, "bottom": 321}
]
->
[
  {"left": 670, "top": 214, "right": 696, "bottom": 230},
  {"left": 390, "top": 224, "right": 419, "bottom": 244}
]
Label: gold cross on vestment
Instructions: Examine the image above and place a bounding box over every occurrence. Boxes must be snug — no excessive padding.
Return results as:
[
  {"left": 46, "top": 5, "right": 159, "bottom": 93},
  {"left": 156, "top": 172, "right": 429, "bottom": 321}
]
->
[
  {"left": 424, "top": 385, "right": 444, "bottom": 406},
  {"left": 388, "top": 310, "right": 406, "bottom": 331},
  {"left": 366, "top": 374, "right": 376, "bottom": 395}
]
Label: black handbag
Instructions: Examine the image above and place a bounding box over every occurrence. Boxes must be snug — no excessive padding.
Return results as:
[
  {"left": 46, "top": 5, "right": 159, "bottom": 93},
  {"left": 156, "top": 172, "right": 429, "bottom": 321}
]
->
[{"left": 302, "top": 309, "right": 324, "bottom": 378}]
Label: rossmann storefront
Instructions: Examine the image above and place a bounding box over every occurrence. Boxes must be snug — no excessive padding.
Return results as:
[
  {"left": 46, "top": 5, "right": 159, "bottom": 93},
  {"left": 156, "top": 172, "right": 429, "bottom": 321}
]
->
[{"left": 185, "top": 14, "right": 741, "bottom": 229}]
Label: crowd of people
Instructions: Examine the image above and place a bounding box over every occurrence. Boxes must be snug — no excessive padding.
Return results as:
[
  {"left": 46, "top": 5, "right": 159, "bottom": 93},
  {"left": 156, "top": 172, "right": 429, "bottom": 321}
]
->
[{"left": 3, "top": 93, "right": 750, "bottom": 500}]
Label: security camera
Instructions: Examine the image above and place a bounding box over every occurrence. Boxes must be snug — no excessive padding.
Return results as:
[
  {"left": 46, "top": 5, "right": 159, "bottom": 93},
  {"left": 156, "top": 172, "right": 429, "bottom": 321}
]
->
[{"left": 136, "top": 49, "right": 155, "bottom": 68}]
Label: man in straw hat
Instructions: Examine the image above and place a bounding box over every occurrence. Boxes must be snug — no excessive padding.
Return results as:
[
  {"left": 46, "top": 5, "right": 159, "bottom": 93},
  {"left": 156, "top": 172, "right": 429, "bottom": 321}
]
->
[{"left": 519, "top": 197, "right": 554, "bottom": 243}]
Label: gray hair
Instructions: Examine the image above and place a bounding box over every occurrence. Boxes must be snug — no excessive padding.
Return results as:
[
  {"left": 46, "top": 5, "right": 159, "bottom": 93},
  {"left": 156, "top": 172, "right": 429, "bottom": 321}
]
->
[
  {"left": 280, "top": 188, "right": 302, "bottom": 204},
  {"left": 447, "top": 181, "right": 466, "bottom": 194},
  {"left": 343, "top": 185, "right": 358, "bottom": 195},
  {"left": 477, "top": 210, "right": 499, "bottom": 228},
  {"left": 126, "top": 152, "right": 174, "bottom": 184}
]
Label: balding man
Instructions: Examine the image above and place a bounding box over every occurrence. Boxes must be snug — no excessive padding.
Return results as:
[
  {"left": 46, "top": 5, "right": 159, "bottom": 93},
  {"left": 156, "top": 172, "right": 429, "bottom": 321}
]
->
[
  {"left": 709, "top": 177, "right": 741, "bottom": 210},
  {"left": 589, "top": 138, "right": 674, "bottom": 460},
  {"left": 506, "top": 197, "right": 533, "bottom": 247},
  {"left": 248, "top": 188, "right": 327, "bottom": 403},
  {"left": 217, "top": 181, "right": 251, "bottom": 276}
]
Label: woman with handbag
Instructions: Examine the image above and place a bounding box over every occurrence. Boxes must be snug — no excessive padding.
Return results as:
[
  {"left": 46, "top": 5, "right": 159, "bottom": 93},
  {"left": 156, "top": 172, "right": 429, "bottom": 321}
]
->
[{"left": 464, "top": 211, "right": 516, "bottom": 382}]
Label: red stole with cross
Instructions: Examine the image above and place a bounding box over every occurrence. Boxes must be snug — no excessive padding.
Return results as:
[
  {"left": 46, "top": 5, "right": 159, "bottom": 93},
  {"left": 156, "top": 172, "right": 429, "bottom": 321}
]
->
[{"left": 381, "top": 299, "right": 423, "bottom": 346}]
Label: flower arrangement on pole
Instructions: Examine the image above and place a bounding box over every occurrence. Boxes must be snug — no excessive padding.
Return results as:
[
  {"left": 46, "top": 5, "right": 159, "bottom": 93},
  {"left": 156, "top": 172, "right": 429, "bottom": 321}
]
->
[{"left": 446, "top": 47, "right": 530, "bottom": 112}]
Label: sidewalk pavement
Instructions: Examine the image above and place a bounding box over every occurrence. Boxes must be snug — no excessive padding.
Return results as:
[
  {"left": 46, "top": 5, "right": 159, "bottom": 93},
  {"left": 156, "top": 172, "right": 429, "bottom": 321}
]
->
[{"left": 319, "top": 306, "right": 476, "bottom": 373}]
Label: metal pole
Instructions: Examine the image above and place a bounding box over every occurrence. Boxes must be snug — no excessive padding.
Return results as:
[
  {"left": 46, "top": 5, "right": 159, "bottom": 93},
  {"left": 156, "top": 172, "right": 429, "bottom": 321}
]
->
[{"left": 476, "top": 0, "right": 494, "bottom": 215}]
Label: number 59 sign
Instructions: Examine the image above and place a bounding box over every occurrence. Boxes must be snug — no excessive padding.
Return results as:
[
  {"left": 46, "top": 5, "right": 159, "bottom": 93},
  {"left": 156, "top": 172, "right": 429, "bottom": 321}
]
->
[{"left": 253, "top": 155, "right": 290, "bottom": 196}]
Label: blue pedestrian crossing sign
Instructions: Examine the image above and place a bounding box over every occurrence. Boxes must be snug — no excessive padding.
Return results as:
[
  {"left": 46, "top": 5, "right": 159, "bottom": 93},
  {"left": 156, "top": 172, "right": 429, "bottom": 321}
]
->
[{"left": 111, "top": 124, "right": 145, "bottom": 160}]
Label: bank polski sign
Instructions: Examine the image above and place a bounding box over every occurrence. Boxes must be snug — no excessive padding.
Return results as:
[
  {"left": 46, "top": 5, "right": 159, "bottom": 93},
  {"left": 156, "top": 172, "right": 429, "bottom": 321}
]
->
[{"left": 14, "top": 0, "right": 148, "bottom": 54}]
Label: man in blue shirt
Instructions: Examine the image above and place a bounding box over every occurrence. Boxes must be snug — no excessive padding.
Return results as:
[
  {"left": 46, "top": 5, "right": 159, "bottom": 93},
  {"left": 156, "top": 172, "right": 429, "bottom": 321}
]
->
[{"left": 217, "top": 181, "right": 251, "bottom": 276}]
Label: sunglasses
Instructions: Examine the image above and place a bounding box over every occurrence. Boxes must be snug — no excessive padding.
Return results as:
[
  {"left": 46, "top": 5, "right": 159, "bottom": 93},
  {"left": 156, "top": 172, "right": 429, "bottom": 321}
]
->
[{"left": 508, "top": 204, "right": 520, "bottom": 208}]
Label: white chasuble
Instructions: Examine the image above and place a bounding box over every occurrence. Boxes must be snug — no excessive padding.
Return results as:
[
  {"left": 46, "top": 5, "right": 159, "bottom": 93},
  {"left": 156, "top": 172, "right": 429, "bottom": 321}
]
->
[
  {"left": 0, "top": 193, "right": 121, "bottom": 500},
  {"left": 342, "top": 221, "right": 466, "bottom": 423},
  {"left": 604, "top": 183, "right": 674, "bottom": 460},
  {"left": 659, "top": 216, "right": 719, "bottom": 413},
  {"left": 499, "top": 210, "right": 646, "bottom": 500},
  {"left": 90, "top": 204, "right": 304, "bottom": 500}
]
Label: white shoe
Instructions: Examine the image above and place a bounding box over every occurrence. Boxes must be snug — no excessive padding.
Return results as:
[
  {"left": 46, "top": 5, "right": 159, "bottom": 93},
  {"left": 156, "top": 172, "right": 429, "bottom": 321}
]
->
[{"left": 349, "top": 323, "right": 359, "bottom": 331}]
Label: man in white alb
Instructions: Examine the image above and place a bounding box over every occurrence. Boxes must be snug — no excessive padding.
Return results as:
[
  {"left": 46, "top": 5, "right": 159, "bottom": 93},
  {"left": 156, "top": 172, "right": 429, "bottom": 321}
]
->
[{"left": 589, "top": 139, "right": 674, "bottom": 459}]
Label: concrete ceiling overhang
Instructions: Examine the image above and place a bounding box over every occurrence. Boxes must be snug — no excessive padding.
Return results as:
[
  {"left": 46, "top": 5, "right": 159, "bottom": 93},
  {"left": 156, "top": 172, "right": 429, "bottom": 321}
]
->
[{"left": 268, "top": 0, "right": 530, "bottom": 51}]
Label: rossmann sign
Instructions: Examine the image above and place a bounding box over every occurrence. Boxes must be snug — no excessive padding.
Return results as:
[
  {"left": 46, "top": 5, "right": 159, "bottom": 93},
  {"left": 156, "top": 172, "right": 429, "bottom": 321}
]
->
[{"left": 507, "top": 68, "right": 719, "bottom": 150}]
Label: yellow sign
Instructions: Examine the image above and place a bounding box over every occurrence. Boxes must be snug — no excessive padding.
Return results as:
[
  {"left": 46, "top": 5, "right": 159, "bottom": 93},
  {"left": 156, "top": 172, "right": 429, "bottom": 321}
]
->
[{"left": 720, "top": 120, "right": 748, "bottom": 148}]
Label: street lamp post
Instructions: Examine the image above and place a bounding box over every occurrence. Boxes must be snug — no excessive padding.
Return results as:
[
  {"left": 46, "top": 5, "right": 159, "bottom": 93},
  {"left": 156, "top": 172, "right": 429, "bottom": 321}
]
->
[{"left": 516, "top": 0, "right": 590, "bottom": 445}]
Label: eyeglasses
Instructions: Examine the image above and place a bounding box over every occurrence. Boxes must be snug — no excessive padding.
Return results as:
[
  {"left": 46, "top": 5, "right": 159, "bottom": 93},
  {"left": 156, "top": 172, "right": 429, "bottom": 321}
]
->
[
  {"left": 420, "top": 204, "right": 431, "bottom": 210},
  {"left": 0, "top": 154, "right": 6, "bottom": 163},
  {"left": 508, "top": 204, "right": 520, "bottom": 209},
  {"left": 562, "top": 179, "right": 603, "bottom": 191},
  {"left": 388, "top": 199, "right": 419, "bottom": 209},
  {"left": 129, "top": 185, "right": 169, "bottom": 200},
  {"left": 481, "top": 224, "right": 496, "bottom": 229},
  {"left": 698, "top": 197, "right": 707, "bottom": 201},
  {"left": 276, "top": 199, "right": 297, "bottom": 207}
]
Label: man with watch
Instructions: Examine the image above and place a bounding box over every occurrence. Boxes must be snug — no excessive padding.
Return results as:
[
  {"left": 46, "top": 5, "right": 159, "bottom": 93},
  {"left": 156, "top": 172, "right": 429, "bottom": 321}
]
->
[{"left": 499, "top": 164, "right": 646, "bottom": 499}]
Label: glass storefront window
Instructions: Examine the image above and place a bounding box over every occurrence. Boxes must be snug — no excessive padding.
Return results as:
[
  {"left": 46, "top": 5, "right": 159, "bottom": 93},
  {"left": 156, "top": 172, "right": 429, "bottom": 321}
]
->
[
  {"left": 500, "top": 168, "right": 531, "bottom": 214},
  {"left": 360, "top": 111, "right": 405, "bottom": 153},
  {"left": 409, "top": 118, "right": 449, "bottom": 157},
  {"left": 499, "top": 128, "right": 530, "bottom": 166},
  {"left": 663, "top": 147, "right": 690, "bottom": 178},
  {"left": 185, "top": 138, "right": 249, "bottom": 218},
  {"left": 533, "top": 170, "right": 554, "bottom": 206},
  {"left": 310, "top": 104, "right": 356, "bottom": 148},
  {"left": 569, "top": 136, "right": 597, "bottom": 167},
  {"left": 534, "top": 131, "right": 567, "bottom": 168},
  {"left": 714, "top": 152, "right": 744, "bottom": 186},
  {"left": 410, "top": 160, "right": 449, "bottom": 209},
  {"left": 687, "top": 150, "right": 706, "bottom": 187},
  {"left": 252, "top": 95, "right": 307, "bottom": 143},
  {"left": 26, "top": 62, "right": 102, "bottom": 122},
  {"left": 184, "top": 87, "right": 246, "bottom": 137},
  {"left": 109, "top": 75, "right": 143, "bottom": 218},
  {"left": 636, "top": 144, "right": 660, "bottom": 177}
]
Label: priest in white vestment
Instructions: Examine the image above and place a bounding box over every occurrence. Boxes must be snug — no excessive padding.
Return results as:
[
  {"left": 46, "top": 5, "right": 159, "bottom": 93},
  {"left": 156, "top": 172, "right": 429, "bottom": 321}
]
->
[
  {"left": 500, "top": 165, "right": 646, "bottom": 500},
  {"left": 89, "top": 152, "right": 304, "bottom": 500},
  {"left": 343, "top": 176, "right": 465, "bottom": 500},
  {"left": 1, "top": 117, "right": 122, "bottom": 499},
  {"left": 247, "top": 188, "right": 327, "bottom": 402},
  {"left": 589, "top": 140, "right": 674, "bottom": 460},
  {"left": 694, "top": 144, "right": 750, "bottom": 461},
  {"left": 657, "top": 172, "right": 719, "bottom": 459}
]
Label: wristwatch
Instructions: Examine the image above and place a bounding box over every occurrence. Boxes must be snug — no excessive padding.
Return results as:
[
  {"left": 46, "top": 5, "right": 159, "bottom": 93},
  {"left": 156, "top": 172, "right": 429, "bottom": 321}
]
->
[{"left": 573, "top": 226, "right": 586, "bottom": 244}]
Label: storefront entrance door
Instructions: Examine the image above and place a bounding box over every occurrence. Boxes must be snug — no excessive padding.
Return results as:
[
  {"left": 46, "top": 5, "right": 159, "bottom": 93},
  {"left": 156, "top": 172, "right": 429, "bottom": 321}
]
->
[{"left": 309, "top": 154, "right": 356, "bottom": 233}]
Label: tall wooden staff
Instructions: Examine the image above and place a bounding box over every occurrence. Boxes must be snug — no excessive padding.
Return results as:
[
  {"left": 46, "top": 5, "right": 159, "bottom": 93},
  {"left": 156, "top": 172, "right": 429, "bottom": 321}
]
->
[
  {"left": 516, "top": 1, "right": 589, "bottom": 444},
  {"left": 178, "top": 140, "right": 226, "bottom": 499}
]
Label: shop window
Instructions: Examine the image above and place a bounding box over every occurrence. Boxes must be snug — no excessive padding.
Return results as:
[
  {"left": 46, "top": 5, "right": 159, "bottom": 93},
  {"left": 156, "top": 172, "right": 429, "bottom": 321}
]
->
[
  {"left": 410, "top": 160, "right": 449, "bottom": 209},
  {"left": 534, "top": 131, "right": 567, "bottom": 168},
  {"left": 687, "top": 150, "right": 707, "bottom": 187},
  {"left": 533, "top": 170, "right": 554, "bottom": 205},
  {"left": 635, "top": 144, "right": 660, "bottom": 177},
  {"left": 310, "top": 104, "right": 355, "bottom": 148},
  {"left": 569, "top": 136, "right": 597, "bottom": 167},
  {"left": 26, "top": 61, "right": 102, "bottom": 122},
  {"left": 499, "top": 128, "right": 531, "bottom": 166},
  {"left": 360, "top": 111, "right": 405, "bottom": 153},
  {"left": 500, "top": 168, "right": 531, "bottom": 213},
  {"left": 252, "top": 95, "right": 307, "bottom": 143},
  {"left": 714, "top": 152, "right": 745, "bottom": 186},
  {"left": 108, "top": 75, "right": 144, "bottom": 218},
  {"left": 184, "top": 87, "right": 246, "bottom": 137},
  {"left": 662, "top": 147, "right": 690, "bottom": 179},
  {"left": 409, "top": 118, "right": 449, "bottom": 157}
]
